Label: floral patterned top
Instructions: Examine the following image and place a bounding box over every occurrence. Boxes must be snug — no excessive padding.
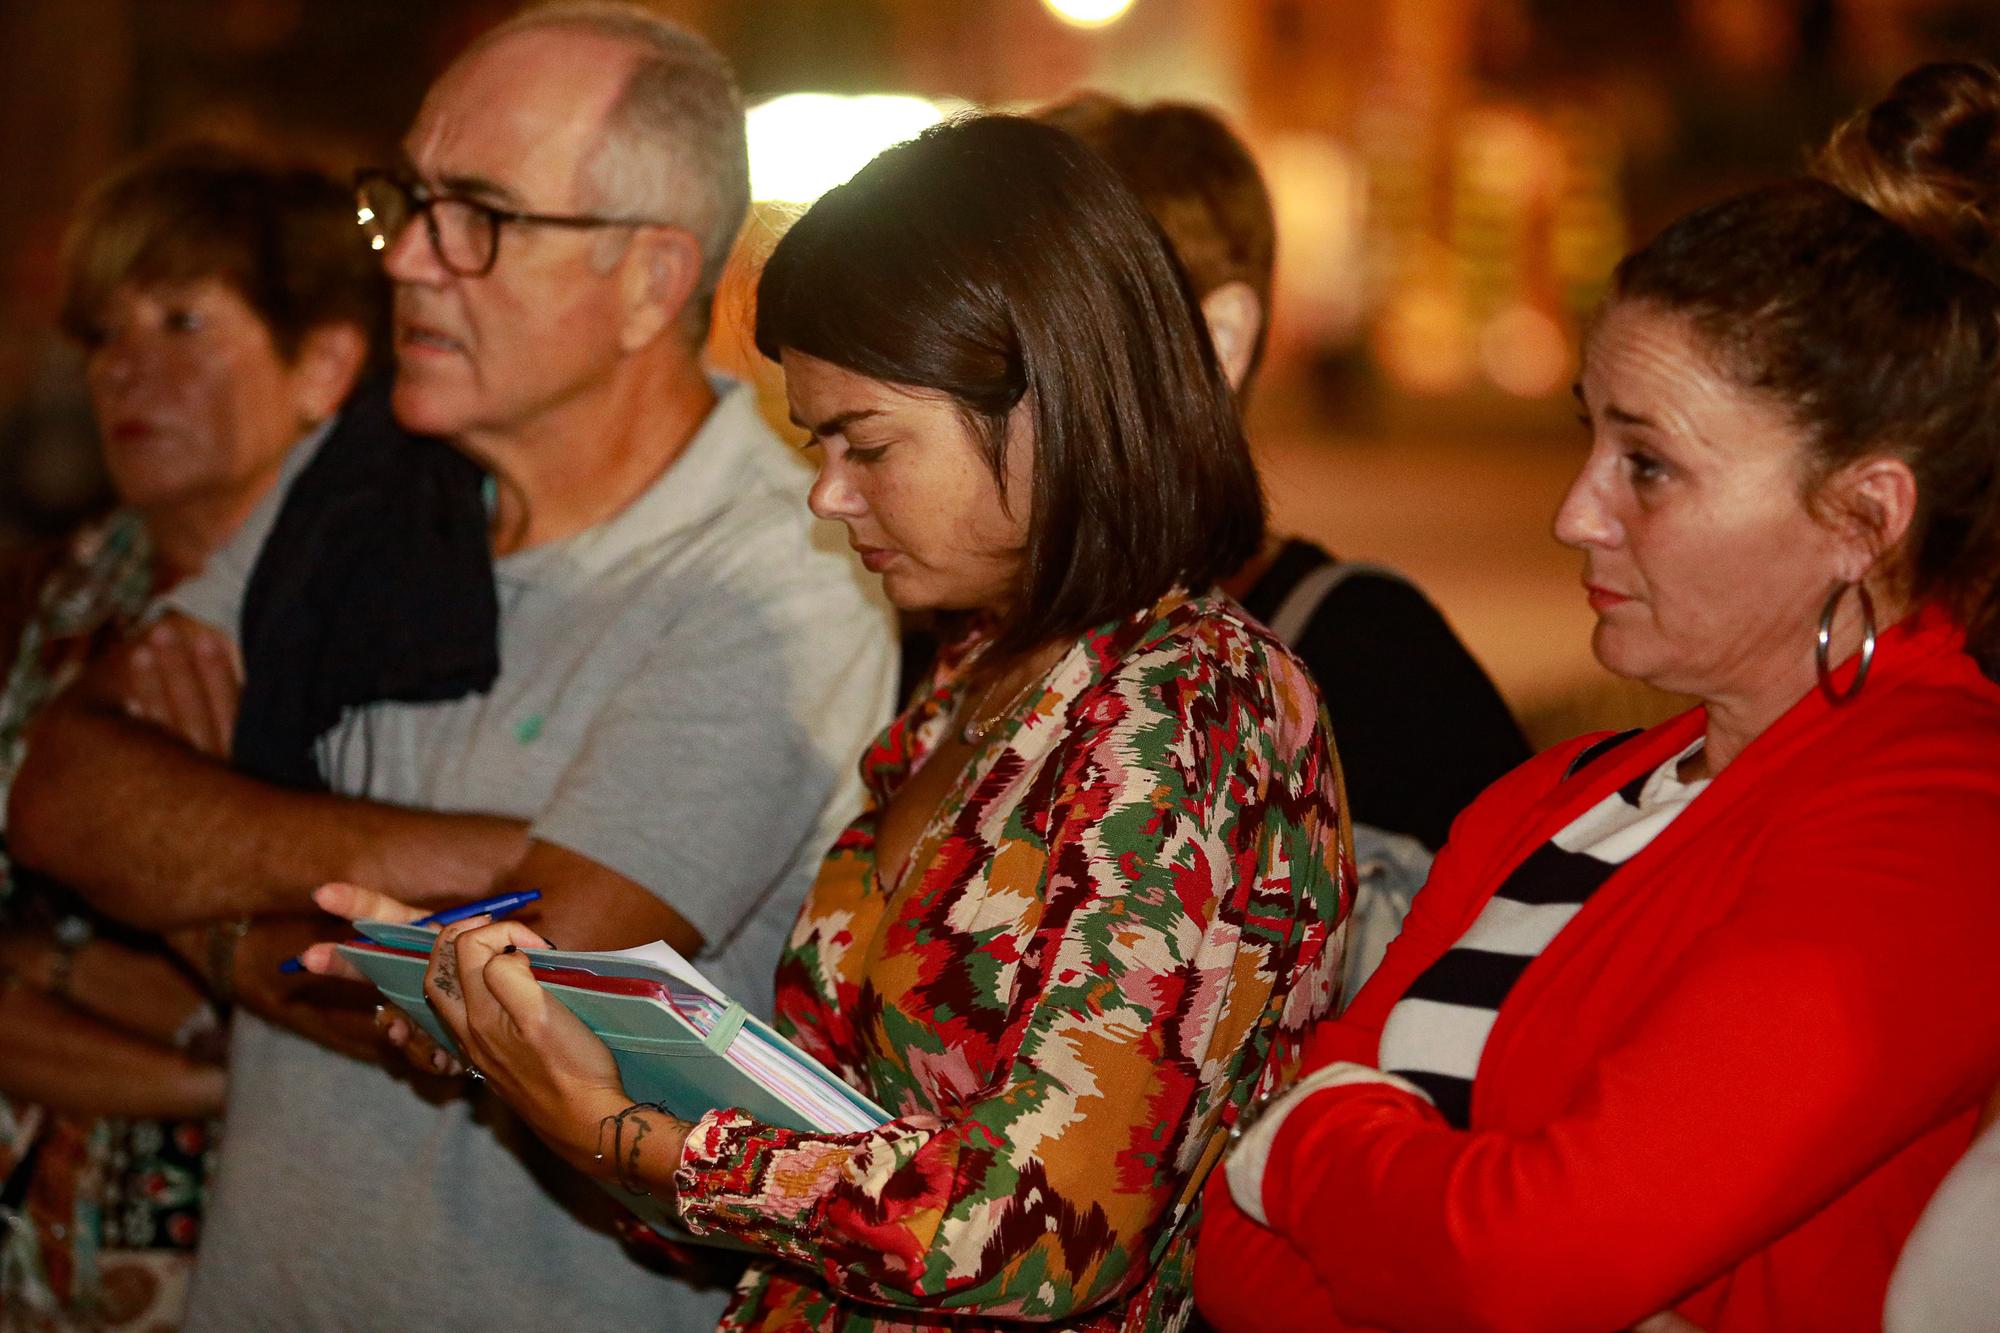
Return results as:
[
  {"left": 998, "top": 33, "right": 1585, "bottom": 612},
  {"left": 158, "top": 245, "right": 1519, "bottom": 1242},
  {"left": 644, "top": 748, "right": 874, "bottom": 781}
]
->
[
  {"left": 674, "top": 589, "right": 1351, "bottom": 1332},
  {"left": 0, "top": 510, "right": 222, "bottom": 1329}
]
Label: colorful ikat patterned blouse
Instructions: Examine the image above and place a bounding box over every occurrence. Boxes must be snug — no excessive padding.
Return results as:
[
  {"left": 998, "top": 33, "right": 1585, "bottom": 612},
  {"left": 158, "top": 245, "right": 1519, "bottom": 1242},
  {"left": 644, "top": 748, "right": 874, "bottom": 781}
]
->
[
  {"left": 674, "top": 589, "right": 1351, "bottom": 1332},
  {"left": 0, "top": 511, "right": 222, "bottom": 1330}
]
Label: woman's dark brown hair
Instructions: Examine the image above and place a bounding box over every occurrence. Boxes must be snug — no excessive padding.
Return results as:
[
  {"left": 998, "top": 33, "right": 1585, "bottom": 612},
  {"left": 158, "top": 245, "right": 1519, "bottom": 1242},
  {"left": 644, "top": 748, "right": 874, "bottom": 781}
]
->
[
  {"left": 1037, "top": 93, "right": 1277, "bottom": 396},
  {"left": 61, "top": 141, "right": 385, "bottom": 364},
  {"left": 754, "top": 114, "right": 1264, "bottom": 660},
  {"left": 1611, "top": 61, "right": 2000, "bottom": 671}
]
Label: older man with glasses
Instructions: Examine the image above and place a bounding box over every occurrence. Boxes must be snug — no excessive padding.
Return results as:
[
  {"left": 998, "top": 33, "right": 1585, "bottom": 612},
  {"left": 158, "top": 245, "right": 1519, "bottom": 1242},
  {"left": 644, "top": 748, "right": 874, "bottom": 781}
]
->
[{"left": 8, "top": 4, "right": 895, "bottom": 1329}]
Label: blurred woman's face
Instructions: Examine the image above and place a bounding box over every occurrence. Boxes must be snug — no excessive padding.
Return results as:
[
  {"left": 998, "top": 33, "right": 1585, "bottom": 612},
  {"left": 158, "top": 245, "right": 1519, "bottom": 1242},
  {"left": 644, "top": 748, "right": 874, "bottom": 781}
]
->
[
  {"left": 1554, "top": 300, "right": 1855, "bottom": 706},
  {"left": 784, "top": 351, "right": 1030, "bottom": 615},
  {"left": 84, "top": 276, "right": 312, "bottom": 522}
]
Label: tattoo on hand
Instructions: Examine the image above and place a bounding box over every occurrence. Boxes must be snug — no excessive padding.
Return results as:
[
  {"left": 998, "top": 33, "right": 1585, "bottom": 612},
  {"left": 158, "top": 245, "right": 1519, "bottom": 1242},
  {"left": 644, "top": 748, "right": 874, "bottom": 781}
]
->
[
  {"left": 628, "top": 1104, "right": 652, "bottom": 1176},
  {"left": 433, "top": 949, "right": 459, "bottom": 1001},
  {"left": 607, "top": 1101, "right": 669, "bottom": 1195}
]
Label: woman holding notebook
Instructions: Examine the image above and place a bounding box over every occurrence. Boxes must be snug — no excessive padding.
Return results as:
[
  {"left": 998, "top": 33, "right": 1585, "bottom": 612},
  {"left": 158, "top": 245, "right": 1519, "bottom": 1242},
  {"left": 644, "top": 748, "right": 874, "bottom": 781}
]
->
[{"left": 319, "top": 114, "right": 1347, "bottom": 1330}]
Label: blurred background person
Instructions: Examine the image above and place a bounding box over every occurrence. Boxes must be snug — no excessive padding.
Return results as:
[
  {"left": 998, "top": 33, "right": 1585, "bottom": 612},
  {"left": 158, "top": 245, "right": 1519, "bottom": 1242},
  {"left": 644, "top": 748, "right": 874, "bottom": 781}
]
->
[
  {"left": 1886, "top": 1092, "right": 2000, "bottom": 1331},
  {"left": 1039, "top": 92, "right": 1526, "bottom": 999},
  {"left": 0, "top": 140, "right": 375, "bottom": 1330},
  {"left": 1198, "top": 59, "right": 2000, "bottom": 1333},
  {"left": 323, "top": 112, "right": 1347, "bottom": 1333}
]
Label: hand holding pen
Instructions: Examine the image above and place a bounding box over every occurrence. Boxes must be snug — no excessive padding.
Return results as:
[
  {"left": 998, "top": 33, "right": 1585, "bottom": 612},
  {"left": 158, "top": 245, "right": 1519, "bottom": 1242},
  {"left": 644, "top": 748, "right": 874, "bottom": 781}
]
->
[{"left": 280, "top": 887, "right": 543, "bottom": 973}]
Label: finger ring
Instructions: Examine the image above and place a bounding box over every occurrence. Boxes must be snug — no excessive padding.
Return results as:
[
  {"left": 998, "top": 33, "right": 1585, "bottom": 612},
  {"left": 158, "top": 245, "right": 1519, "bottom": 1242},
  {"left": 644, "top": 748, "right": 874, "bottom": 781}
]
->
[{"left": 466, "top": 1066, "right": 485, "bottom": 1083}]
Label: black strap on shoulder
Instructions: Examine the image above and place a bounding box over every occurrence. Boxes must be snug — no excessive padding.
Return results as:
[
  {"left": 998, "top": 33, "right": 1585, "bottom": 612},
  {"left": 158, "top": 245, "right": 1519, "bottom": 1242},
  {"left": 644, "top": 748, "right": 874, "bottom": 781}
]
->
[
  {"left": 1266, "top": 557, "right": 1414, "bottom": 649},
  {"left": 1562, "top": 728, "right": 1642, "bottom": 781}
]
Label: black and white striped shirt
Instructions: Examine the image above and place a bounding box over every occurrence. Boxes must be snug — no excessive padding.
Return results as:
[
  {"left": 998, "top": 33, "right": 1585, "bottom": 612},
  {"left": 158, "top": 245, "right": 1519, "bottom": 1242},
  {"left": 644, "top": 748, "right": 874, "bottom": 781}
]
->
[{"left": 1376, "top": 740, "right": 1709, "bottom": 1128}]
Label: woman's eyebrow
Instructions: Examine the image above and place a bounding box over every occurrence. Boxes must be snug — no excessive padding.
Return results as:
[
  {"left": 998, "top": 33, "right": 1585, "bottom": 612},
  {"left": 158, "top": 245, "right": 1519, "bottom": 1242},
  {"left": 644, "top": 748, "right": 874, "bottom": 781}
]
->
[{"left": 789, "top": 407, "right": 884, "bottom": 435}]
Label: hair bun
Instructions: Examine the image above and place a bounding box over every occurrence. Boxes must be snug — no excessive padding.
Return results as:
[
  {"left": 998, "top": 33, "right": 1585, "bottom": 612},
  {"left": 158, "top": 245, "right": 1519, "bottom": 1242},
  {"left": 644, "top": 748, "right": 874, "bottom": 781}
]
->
[{"left": 1814, "top": 60, "right": 2000, "bottom": 268}]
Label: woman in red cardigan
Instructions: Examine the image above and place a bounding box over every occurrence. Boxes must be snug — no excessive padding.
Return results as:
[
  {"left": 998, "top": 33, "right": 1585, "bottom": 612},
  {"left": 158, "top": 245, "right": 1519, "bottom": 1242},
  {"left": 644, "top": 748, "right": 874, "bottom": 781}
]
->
[{"left": 1196, "top": 60, "right": 2000, "bottom": 1333}]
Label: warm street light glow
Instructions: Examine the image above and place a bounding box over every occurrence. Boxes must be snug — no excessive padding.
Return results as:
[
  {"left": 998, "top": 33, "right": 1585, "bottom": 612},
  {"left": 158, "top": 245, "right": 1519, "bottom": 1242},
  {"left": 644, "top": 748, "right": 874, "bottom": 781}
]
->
[
  {"left": 746, "top": 93, "right": 952, "bottom": 205},
  {"left": 1480, "top": 304, "right": 1571, "bottom": 398},
  {"left": 1042, "top": 0, "right": 1137, "bottom": 28}
]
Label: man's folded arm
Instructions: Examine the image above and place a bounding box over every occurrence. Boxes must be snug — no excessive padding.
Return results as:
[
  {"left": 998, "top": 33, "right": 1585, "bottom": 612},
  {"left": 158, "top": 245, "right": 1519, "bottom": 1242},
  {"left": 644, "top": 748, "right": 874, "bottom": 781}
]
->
[
  {"left": 216, "top": 841, "right": 702, "bottom": 1067},
  {"left": 478, "top": 838, "right": 705, "bottom": 957},
  {"left": 7, "top": 676, "right": 530, "bottom": 932}
]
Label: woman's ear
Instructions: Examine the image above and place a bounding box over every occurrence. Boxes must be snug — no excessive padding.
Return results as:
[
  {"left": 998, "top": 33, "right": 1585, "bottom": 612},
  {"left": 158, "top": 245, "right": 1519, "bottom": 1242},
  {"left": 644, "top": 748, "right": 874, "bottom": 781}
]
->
[
  {"left": 1199, "top": 281, "right": 1263, "bottom": 395},
  {"left": 290, "top": 321, "right": 370, "bottom": 424},
  {"left": 1824, "top": 454, "right": 1919, "bottom": 582}
]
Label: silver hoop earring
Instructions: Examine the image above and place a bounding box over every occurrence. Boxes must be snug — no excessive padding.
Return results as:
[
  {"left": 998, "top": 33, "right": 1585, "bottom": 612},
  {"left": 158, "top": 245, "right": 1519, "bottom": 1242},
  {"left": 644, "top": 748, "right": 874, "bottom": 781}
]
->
[{"left": 1815, "top": 582, "right": 1877, "bottom": 705}]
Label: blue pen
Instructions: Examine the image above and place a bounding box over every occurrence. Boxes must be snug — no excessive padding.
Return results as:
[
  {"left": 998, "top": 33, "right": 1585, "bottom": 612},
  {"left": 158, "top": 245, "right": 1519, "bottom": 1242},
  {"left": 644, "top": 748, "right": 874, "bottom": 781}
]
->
[
  {"left": 411, "top": 889, "right": 542, "bottom": 928},
  {"left": 279, "top": 889, "right": 543, "bottom": 973}
]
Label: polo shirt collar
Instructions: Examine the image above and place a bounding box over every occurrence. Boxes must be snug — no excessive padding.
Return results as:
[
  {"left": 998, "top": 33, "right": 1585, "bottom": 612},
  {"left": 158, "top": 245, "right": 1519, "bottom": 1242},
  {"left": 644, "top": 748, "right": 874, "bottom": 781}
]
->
[{"left": 498, "top": 375, "right": 772, "bottom": 589}]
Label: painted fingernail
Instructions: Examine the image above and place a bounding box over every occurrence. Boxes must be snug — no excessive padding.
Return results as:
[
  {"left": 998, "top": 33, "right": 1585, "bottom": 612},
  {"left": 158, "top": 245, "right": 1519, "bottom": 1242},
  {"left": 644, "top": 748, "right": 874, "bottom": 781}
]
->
[{"left": 431, "top": 1048, "right": 449, "bottom": 1072}]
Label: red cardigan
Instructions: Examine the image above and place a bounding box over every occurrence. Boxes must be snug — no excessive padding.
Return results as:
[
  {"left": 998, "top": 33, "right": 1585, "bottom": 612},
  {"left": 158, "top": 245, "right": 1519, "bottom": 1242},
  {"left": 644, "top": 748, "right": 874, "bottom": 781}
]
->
[{"left": 1196, "top": 607, "right": 2000, "bottom": 1333}]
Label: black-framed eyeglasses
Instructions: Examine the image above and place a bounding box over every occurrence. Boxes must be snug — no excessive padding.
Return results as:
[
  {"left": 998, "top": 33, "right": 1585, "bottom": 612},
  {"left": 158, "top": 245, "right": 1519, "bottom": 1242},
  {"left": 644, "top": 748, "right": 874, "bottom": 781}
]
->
[{"left": 354, "top": 169, "right": 673, "bottom": 278}]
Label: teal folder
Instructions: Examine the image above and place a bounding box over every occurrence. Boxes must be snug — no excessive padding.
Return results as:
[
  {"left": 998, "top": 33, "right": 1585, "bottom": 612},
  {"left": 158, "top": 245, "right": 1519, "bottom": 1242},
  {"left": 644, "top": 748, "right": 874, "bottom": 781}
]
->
[{"left": 336, "top": 920, "right": 888, "bottom": 1241}]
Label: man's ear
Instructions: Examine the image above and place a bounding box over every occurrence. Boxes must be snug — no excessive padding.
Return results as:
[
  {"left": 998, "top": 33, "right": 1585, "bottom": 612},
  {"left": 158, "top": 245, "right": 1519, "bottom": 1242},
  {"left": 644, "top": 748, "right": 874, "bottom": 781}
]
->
[
  {"left": 1199, "top": 280, "right": 1264, "bottom": 394},
  {"left": 289, "top": 322, "right": 370, "bottom": 424},
  {"left": 618, "top": 226, "right": 703, "bottom": 352},
  {"left": 1823, "top": 453, "right": 1919, "bottom": 582}
]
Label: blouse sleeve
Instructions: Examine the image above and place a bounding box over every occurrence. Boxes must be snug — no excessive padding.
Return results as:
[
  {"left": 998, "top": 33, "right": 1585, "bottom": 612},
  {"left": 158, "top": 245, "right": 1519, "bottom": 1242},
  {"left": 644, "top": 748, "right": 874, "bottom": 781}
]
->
[
  {"left": 1212, "top": 733, "right": 2000, "bottom": 1333},
  {"left": 672, "top": 634, "right": 1344, "bottom": 1320}
]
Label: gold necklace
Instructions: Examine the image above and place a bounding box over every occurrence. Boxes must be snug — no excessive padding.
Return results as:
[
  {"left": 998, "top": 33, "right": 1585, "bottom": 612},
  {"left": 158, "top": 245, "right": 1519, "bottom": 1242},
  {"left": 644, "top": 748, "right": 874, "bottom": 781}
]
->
[{"left": 957, "top": 668, "right": 1046, "bottom": 746}]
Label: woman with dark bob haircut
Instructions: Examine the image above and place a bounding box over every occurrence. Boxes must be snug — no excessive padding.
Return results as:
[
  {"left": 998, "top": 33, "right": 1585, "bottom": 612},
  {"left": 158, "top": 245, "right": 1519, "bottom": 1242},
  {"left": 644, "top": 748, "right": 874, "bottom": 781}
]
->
[
  {"left": 1197, "top": 61, "right": 2000, "bottom": 1333},
  {"left": 380, "top": 115, "right": 1348, "bottom": 1330}
]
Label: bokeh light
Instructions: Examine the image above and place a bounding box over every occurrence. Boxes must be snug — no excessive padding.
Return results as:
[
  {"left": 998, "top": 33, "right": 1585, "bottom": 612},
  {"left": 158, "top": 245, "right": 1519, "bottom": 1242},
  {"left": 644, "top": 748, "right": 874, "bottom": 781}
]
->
[
  {"left": 1041, "top": 0, "right": 1138, "bottom": 30},
  {"left": 746, "top": 93, "right": 952, "bottom": 205},
  {"left": 1479, "top": 304, "right": 1572, "bottom": 398}
]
